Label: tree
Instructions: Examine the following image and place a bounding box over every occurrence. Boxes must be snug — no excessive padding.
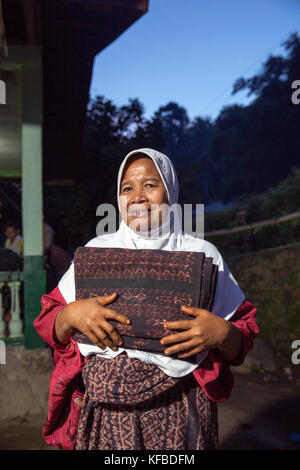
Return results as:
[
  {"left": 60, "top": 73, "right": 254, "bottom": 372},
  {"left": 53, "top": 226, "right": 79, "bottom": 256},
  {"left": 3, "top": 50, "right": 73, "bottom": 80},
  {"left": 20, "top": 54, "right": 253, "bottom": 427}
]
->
[
  {"left": 209, "top": 32, "right": 300, "bottom": 202},
  {"left": 153, "top": 102, "right": 190, "bottom": 166}
]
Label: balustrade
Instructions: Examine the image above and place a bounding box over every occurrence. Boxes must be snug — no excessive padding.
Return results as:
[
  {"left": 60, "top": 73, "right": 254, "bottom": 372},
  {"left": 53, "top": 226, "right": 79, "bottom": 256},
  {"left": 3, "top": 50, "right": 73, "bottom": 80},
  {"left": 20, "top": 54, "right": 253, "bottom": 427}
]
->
[{"left": 0, "top": 271, "right": 24, "bottom": 344}]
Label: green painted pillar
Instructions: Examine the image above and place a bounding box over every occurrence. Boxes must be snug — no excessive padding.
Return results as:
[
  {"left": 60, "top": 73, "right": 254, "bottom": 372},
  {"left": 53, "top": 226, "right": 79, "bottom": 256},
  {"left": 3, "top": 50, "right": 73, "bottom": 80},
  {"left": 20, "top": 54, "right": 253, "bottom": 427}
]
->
[{"left": 20, "top": 46, "right": 46, "bottom": 348}]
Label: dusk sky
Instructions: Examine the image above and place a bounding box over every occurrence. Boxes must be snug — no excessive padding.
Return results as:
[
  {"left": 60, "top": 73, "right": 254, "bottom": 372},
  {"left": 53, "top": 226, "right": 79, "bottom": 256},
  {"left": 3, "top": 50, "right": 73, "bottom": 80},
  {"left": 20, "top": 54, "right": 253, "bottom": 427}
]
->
[{"left": 90, "top": 0, "right": 300, "bottom": 121}]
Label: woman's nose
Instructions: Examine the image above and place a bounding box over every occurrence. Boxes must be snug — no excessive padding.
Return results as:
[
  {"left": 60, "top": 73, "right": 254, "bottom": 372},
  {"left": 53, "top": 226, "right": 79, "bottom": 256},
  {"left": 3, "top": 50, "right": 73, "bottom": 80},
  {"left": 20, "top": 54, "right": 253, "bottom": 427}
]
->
[{"left": 131, "top": 187, "right": 147, "bottom": 203}]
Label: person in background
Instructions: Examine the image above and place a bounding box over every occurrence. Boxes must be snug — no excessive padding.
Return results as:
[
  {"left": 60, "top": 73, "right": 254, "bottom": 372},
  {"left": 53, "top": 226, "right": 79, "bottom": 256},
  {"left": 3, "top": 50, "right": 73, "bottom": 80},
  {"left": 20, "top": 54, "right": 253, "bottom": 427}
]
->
[
  {"left": 4, "top": 220, "right": 23, "bottom": 258},
  {"left": 43, "top": 215, "right": 71, "bottom": 292},
  {"left": 43, "top": 215, "right": 55, "bottom": 253}
]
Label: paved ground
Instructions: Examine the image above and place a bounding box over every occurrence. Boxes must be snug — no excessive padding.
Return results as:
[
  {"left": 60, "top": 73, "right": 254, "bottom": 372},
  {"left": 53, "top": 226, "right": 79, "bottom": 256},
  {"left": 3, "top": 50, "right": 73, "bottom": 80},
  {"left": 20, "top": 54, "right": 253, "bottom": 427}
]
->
[
  {"left": 218, "top": 372, "right": 300, "bottom": 450},
  {"left": 0, "top": 371, "right": 299, "bottom": 451}
]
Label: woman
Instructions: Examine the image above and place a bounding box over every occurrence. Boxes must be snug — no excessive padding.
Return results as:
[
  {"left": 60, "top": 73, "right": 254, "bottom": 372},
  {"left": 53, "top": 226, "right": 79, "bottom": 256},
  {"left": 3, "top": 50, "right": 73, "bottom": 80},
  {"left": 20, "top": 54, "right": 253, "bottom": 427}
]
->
[{"left": 34, "top": 148, "right": 259, "bottom": 450}]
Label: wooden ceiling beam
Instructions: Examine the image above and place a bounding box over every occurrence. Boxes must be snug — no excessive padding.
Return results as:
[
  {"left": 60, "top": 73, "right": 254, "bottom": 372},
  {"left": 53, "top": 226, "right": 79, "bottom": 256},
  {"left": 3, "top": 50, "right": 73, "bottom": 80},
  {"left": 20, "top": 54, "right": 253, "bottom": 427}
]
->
[
  {"left": 22, "top": 0, "right": 41, "bottom": 46},
  {"left": 49, "top": 0, "right": 149, "bottom": 15},
  {"left": 0, "top": 0, "right": 8, "bottom": 56}
]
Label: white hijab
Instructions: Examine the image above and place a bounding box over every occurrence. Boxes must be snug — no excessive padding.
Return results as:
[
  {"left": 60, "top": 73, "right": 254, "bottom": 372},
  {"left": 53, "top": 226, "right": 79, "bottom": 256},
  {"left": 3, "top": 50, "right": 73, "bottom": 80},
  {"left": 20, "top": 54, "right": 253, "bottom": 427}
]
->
[
  {"left": 114, "top": 148, "right": 183, "bottom": 250},
  {"left": 58, "top": 148, "right": 245, "bottom": 377}
]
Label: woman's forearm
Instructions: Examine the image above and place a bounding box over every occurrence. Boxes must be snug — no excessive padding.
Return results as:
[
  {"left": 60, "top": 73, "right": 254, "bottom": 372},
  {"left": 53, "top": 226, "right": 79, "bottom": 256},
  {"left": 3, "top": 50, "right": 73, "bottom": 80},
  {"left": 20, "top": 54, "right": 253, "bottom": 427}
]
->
[
  {"left": 217, "top": 320, "right": 243, "bottom": 362},
  {"left": 55, "top": 304, "right": 75, "bottom": 345}
]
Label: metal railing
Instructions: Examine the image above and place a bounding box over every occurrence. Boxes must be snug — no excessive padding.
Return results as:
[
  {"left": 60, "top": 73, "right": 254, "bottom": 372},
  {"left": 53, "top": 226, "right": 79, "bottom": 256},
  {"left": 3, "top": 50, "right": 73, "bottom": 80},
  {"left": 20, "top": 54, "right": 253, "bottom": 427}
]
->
[{"left": 0, "top": 271, "right": 24, "bottom": 344}]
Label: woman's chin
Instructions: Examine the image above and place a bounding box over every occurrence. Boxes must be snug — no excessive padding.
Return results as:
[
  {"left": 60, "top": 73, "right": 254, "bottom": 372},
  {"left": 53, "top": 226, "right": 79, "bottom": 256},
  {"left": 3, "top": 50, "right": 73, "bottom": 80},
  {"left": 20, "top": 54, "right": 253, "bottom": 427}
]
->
[
  {"left": 127, "top": 217, "right": 160, "bottom": 234},
  {"left": 130, "top": 221, "right": 152, "bottom": 233}
]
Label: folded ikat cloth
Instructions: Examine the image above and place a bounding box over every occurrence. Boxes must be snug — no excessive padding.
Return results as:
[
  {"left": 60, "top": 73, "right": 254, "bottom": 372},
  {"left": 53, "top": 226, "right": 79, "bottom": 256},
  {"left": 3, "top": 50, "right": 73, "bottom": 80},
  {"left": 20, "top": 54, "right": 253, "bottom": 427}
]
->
[{"left": 72, "top": 247, "right": 218, "bottom": 359}]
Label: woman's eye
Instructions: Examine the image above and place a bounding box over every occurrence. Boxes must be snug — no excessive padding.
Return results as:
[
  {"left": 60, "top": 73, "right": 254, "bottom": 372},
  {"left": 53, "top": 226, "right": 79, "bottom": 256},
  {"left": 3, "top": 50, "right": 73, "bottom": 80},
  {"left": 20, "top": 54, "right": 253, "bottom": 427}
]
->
[
  {"left": 122, "top": 187, "right": 132, "bottom": 192},
  {"left": 145, "top": 183, "right": 155, "bottom": 188}
]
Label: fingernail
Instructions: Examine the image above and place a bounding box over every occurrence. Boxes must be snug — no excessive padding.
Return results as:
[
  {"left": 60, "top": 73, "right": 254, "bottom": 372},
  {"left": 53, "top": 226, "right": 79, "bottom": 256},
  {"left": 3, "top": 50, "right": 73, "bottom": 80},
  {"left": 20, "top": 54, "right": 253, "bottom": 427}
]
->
[{"left": 161, "top": 339, "right": 165, "bottom": 344}]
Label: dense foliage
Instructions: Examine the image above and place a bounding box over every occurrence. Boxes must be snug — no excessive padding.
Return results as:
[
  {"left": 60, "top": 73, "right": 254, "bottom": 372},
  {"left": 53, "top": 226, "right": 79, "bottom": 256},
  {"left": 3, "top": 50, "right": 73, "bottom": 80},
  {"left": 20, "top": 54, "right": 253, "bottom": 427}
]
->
[{"left": 205, "top": 168, "right": 300, "bottom": 257}]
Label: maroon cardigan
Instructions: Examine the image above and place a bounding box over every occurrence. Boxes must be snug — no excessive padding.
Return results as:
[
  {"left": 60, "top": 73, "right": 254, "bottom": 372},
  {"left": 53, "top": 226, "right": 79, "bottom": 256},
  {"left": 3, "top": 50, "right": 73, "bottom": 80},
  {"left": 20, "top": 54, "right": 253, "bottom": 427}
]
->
[{"left": 34, "top": 286, "right": 259, "bottom": 450}]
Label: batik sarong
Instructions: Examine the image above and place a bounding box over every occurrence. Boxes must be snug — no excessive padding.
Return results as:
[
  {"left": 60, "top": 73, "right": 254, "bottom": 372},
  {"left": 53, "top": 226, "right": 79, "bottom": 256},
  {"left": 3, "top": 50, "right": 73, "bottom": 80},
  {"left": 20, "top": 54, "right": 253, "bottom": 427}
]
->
[{"left": 75, "top": 353, "right": 218, "bottom": 450}]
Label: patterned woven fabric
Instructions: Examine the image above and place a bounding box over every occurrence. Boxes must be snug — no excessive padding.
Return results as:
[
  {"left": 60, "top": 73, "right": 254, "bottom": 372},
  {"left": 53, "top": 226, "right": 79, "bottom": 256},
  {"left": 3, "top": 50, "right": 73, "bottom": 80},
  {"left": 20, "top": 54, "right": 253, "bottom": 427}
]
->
[
  {"left": 81, "top": 353, "right": 180, "bottom": 406},
  {"left": 73, "top": 247, "right": 218, "bottom": 355},
  {"left": 75, "top": 353, "right": 218, "bottom": 450}
]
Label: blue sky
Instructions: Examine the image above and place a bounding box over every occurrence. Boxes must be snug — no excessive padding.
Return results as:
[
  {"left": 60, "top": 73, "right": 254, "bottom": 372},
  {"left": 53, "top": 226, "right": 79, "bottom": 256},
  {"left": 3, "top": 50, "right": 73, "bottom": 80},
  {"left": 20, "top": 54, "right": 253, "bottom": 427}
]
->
[{"left": 90, "top": 0, "right": 300, "bottom": 122}]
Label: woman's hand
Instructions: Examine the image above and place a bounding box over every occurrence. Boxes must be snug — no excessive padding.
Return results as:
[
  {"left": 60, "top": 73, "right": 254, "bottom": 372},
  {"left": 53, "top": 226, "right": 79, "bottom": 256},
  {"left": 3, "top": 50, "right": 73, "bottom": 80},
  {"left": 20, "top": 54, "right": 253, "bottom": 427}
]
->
[
  {"left": 55, "top": 293, "right": 130, "bottom": 350},
  {"left": 160, "top": 305, "right": 242, "bottom": 361}
]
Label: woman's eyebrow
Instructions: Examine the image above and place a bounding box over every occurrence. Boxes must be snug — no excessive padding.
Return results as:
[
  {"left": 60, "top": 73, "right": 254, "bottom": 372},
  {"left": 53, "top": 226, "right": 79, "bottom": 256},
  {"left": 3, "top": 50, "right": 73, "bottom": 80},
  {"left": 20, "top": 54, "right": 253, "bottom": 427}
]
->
[
  {"left": 120, "top": 180, "right": 131, "bottom": 187},
  {"left": 121, "top": 177, "right": 160, "bottom": 187},
  {"left": 142, "top": 177, "right": 161, "bottom": 183}
]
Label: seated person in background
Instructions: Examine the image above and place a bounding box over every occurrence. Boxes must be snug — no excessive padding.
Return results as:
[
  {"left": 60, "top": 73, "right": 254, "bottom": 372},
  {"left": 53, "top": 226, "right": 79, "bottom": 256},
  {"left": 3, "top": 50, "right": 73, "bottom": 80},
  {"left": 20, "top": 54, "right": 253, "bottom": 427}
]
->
[{"left": 4, "top": 221, "right": 23, "bottom": 258}]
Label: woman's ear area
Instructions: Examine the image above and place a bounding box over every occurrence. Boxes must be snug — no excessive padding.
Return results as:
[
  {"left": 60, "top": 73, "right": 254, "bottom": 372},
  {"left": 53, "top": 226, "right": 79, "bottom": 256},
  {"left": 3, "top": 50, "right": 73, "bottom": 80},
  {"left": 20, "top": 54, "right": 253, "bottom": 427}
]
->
[{"left": 163, "top": 188, "right": 169, "bottom": 204}]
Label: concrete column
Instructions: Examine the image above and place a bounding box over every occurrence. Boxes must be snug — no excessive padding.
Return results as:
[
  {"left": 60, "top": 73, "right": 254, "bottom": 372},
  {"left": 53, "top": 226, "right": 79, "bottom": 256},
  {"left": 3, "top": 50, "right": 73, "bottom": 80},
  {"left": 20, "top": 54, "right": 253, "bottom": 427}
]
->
[
  {"left": 19, "top": 45, "right": 45, "bottom": 348},
  {"left": 22, "top": 123, "right": 43, "bottom": 258},
  {"left": 1, "top": 45, "right": 46, "bottom": 348}
]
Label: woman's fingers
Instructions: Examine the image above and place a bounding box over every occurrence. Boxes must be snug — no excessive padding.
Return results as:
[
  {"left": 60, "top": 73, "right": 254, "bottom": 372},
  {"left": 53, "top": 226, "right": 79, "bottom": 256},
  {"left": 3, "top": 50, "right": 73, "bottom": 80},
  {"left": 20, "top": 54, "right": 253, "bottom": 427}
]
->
[
  {"left": 95, "top": 295, "right": 131, "bottom": 326},
  {"left": 182, "top": 306, "right": 210, "bottom": 317},
  {"left": 161, "top": 330, "right": 191, "bottom": 346},
  {"left": 92, "top": 324, "right": 119, "bottom": 351},
  {"left": 102, "top": 309, "right": 131, "bottom": 326},
  {"left": 76, "top": 296, "right": 130, "bottom": 350},
  {"left": 93, "top": 305, "right": 130, "bottom": 348},
  {"left": 163, "top": 319, "right": 194, "bottom": 330},
  {"left": 84, "top": 322, "right": 120, "bottom": 351},
  {"left": 85, "top": 330, "right": 106, "bottom": 350},
  {"left": 177, "top": 346, "right": 204, "bottom": 358},
  {"left": 181, "top": 305, "right": 200, "bottom": 316},
  {"left": 99, "top": 319, "right": 124, "bottom": 348},
  {"left": 96, "top": 293, "right": 118, "bottom": 305},
  {"left": 163, "top": 339, "right": 196, "bottom": 356}
]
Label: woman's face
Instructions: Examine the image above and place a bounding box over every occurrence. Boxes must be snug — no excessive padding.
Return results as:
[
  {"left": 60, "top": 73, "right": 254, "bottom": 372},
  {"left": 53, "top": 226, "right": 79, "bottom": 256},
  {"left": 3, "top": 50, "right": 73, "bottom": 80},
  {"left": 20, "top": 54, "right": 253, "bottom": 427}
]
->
[{"left": 119, "top": 156, "right": 168, "bottom": 233}]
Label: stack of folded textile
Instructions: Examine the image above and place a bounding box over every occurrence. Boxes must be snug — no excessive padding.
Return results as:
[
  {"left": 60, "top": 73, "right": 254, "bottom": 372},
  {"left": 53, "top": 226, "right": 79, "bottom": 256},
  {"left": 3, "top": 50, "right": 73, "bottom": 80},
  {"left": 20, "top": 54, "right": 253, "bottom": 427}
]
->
[{"left": 73, "top": 247, "right": 218, "bottom": 355}]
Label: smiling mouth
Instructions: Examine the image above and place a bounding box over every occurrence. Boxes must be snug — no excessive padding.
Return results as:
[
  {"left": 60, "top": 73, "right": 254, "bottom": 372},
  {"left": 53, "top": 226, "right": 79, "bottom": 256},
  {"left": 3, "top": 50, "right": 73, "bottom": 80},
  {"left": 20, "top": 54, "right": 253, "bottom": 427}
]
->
[{"left": 128, "top": 209, "right": 151, "bottom": 218}]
